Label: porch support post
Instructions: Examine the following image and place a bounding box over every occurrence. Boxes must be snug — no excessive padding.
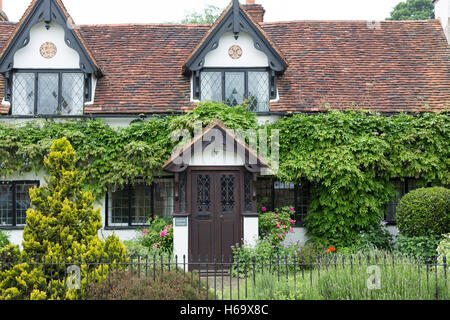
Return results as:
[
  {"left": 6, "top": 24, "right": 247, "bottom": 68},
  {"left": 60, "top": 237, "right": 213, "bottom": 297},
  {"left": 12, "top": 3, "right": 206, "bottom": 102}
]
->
[
  {"left": 243, "top": 216, "right": 258, "bottom": 248},
  {"left": 173, "top": 216, "right": 189, "bottom": 264}
]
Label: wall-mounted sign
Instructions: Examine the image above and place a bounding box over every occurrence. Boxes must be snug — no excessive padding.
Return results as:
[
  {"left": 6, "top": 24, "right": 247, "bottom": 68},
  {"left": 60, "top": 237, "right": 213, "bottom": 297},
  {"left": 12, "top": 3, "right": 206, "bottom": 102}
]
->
[{"left": 174, "top": 217, "right": 188, "bottom": 227}]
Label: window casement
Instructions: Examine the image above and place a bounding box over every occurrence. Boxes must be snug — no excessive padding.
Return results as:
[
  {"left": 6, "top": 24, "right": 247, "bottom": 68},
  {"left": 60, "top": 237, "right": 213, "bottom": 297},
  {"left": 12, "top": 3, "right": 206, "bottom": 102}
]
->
[
  {"left": 0, "top": 181, "right": 39, "bottom": 228},
  {"left": 385, "top": 179, "right": 418, "bottom": 225},
  {"left": 8, "top": 69, "right": 90, "bottom": 116},
  {"left": 106, "top": 177, "right": 175, "bottom": 228},
  {"left": 193, "top": 68, "right": 276, "bottom": 112},
  {"left": 256, "top": 178, "right": 312, "bottom": 227}
]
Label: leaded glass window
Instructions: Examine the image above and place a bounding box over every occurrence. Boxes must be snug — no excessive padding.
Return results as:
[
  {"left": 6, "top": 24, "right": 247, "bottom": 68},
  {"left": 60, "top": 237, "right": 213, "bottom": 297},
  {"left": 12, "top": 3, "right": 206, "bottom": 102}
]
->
[
  {"left": 12, "top": 73, "right": 35, "bottom": 115},
  {"left": 107, "top": 177, "right": 175, "bottom": 228},
  {"left": 153, "top": 178, "right": 174, "bottom": 219},
  {"left": 38, "top": 73, "right": 59, "bottom": 115},
  {"left": 61, "top": 73, "right": 84, "bottom": 115},
  {"left": 200, "top": 72, "right": 222, "bottom": 102},
  {"left": 248, "top": 71, "right": 269, "bottom": 112},
  {"left": 255, "top": 178, "right": 312, "bottom": 227},
  {"left": 11, "top": 71, "right": 85, "bottom": 116},
  {"left": 225, "top": 72, "right": 245, "bottom": 106},
  {"left": 0, "top": 181, "right": 38, "bottom": 228},
  {"left": 385, "top": 179, "right": 418, "bottom": 224},
  {"left": 199, "top": 69, "right": 272, "bottom": 112}
]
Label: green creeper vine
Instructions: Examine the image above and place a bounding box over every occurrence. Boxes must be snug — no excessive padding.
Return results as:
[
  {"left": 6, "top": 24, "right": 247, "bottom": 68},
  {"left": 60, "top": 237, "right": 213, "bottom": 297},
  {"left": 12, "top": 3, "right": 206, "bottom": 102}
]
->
[{"left": 0, "top": 102, "right": 448, "bottom": 246}]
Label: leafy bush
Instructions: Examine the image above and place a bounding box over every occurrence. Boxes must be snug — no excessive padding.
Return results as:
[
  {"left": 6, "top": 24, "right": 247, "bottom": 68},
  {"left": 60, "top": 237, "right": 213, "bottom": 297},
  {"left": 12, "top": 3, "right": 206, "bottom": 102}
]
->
[
  {"left": 396, "top": 235, "right": 442, "bottom": 262},
  {"left": 0, "top": 244, "right": 20, "bottom": 268},
  {"left": 436, "top": 233, "right": 450, "bottom": 269},
  {"left": 232, "top": 238, "right": 302, "bottom": 276},
  {"left": 396, "top": 187, "right": 450, "bottom": 237},
  {"left": 0, "top": 231, "right": 9, "bottom": 248},
  {"left": 353, "top": 223, "right": 393, "bottom": 251},
  {"left": 124, "top": 240, "right": 167, "bottom": 258},
  {"left": 136, "top": 216, "right": 173, "bottom": 254},
  {"left": 259, "top": 207, "right": 296, "bottom": 245},
  {"left": 86, "top": 269, "right": 210, "bottom": 300}
]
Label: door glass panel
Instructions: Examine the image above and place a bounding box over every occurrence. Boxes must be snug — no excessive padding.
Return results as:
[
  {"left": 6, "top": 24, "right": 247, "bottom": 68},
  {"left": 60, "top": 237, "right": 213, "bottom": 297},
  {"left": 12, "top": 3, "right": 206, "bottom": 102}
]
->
[
  {"left": 197, "top": 175, "right": 211, "bottom": 212},
  {"left": 37, "top": 73, "right": 59, "bottom": 115},
  {"left": 225, "top": 72, "right": 244, "bottom": 106},
  {"left": 221, "top": 175, "right": 235, "bottom": 212}
]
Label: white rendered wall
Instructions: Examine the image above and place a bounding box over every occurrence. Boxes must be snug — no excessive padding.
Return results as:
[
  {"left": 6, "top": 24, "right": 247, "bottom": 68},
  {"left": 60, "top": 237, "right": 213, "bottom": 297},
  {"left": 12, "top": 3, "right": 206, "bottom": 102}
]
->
[
  {"left": 243, "top": 217, "right": 259, "bottom": 247},
  {"left": 204, "top": 31, "right": 268, "bottom": 68},
  {"left": 435, "top": 0, "right": 450, "bottom": 43},
  {"left": 173, "top": 218, "right": 189, "bottom": 261},
  {"left": 257, "top": 115, "right": 281, "bottom": 125},
  {"left": 189, "top": 150, "right": 245, "bottom": 166},
  {"left": 14, "top": 22, "right": 80, "bottom": 69}
]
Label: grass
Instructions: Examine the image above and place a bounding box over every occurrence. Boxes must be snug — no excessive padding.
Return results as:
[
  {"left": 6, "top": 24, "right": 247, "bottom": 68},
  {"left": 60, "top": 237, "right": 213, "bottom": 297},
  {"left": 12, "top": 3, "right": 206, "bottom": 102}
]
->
[{"left": 212, "top": 252, "right": 449, "bottom": 300}]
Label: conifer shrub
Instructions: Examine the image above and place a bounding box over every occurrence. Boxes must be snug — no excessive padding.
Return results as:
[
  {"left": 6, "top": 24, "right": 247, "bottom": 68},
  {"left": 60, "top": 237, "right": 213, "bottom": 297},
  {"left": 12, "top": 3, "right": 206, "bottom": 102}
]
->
[{"left": 0, "top": 138, "right": 126, "bottom": 300}]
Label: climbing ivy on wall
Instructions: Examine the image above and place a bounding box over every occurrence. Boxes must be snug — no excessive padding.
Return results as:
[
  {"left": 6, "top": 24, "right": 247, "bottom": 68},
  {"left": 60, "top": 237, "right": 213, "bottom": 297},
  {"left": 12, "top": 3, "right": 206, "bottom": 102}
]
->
[
  {"left": 270, "top": 111, "right": 449, "bottom": 246},
  {"left": 0, "top": 102, "right": 257, "bottom": 196},
  {"left": 0, "top": 102, "right": 448, "bottom": 246}
]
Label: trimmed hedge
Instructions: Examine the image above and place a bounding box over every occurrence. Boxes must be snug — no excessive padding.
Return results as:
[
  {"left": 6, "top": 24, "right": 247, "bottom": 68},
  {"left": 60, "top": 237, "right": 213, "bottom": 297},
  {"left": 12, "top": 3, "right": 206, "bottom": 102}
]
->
[{"left": 396, "top": 187, "right": 450, "bottom": 237}]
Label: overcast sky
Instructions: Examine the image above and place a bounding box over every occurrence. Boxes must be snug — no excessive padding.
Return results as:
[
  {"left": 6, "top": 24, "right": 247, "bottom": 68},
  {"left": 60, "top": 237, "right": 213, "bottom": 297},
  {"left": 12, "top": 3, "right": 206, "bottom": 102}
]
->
[{"left": 3, "top": 0, "right": 406, "bottom": 24}]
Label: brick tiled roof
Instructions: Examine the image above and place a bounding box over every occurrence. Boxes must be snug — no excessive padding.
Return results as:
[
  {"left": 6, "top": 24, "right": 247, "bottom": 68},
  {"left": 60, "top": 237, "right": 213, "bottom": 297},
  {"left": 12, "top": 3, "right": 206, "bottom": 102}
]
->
[{"left": 0, "top": 19, "right": 449, "bottom": 114}]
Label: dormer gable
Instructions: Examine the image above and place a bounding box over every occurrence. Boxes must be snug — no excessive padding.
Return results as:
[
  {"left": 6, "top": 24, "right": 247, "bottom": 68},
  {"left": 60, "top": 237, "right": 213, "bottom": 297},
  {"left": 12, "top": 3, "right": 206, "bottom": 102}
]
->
[
  {"left": 184, "top": 0, "right": 287, "bottom": 113},
  {"left": 184, "top": 0, "right": 287, "bottom": 73},
  {"left": 0, "top": 0, "right": 100, "bottom": 75},
  {"left": 0, "top": 0, "right": 101, "bottom": 116}
]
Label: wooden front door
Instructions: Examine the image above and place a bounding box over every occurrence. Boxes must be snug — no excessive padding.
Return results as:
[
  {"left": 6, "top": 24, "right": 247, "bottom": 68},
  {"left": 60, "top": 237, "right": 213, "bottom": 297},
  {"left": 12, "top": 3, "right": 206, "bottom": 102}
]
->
[{"left": 190, "top": 169, "right": 241, "bottom": 262}]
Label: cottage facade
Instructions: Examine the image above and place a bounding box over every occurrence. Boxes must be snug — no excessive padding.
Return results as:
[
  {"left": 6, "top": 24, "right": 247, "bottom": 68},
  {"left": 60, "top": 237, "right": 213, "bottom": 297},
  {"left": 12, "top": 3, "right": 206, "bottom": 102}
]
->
[{"left": 0, "top": 0, "right": 449, "bottom": 259}]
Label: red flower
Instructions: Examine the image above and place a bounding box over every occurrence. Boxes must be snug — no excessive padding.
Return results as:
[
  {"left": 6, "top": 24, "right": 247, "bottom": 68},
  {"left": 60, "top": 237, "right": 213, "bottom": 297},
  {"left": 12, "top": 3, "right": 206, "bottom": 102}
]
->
[{"left": 325, "top": 247, "right": 336, "bottom": 252}]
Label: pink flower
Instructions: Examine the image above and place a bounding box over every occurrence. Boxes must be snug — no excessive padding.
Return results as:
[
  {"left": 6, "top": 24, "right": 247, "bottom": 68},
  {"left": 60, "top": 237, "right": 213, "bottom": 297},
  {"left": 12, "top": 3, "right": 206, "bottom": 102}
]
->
[
  {"left": 167, "top": 225, "right": 171, "bottom": 229},
  {"left": 290, "top": 227, "right": 294, "bottom": 233},
  {"left": 262, "top": 206, "right": 267, "bottom": 212},
  {"left": 143, "top": 229, "right": 147, "bottom": 234},
  {"left": 154, "top": 215, "right": 157, "bottom": 219},
  {"left": 160, "top": 230, "right": 168, "bottom": 237},
  {"left": 290, "top": 207, "right": 294, "bottom": 211},
  {"left": 153, "top": 243, "right": 157, "bottom": 248},
  {"left": 278, "top": 234, "right": 282, "bottom": 238}
]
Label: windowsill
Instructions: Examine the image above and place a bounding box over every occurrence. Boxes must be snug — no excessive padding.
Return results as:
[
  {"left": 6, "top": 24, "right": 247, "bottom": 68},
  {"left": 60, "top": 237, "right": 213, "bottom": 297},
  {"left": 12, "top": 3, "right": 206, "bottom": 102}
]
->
[
  {"left": 103, "top": 226, "right": 149, "bottom": 231},
  {"left": 0, "top": 226, "right": 25, "bottom": 231}
]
